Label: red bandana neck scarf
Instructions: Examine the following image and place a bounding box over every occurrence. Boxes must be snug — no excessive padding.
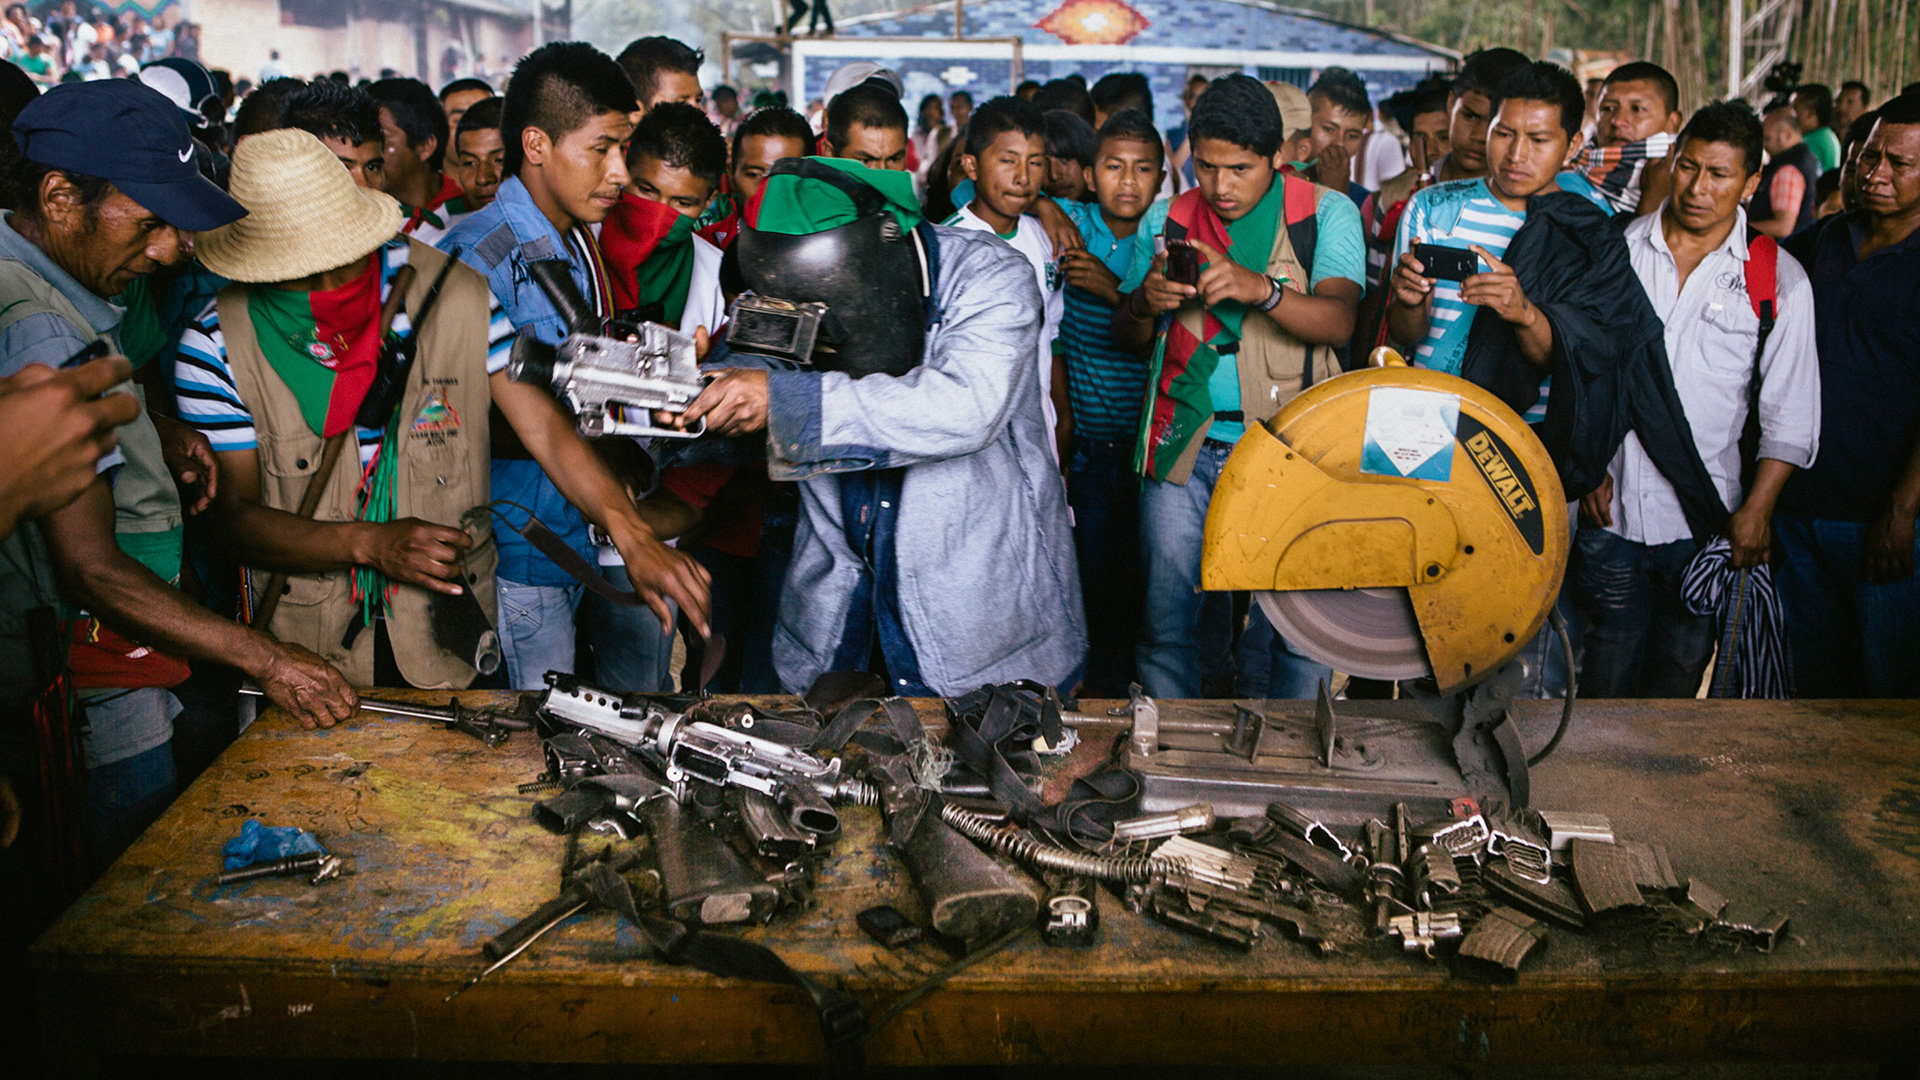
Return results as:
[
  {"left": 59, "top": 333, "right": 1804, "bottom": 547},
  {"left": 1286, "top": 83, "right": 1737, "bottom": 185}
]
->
[{"left": 246, "top": 251, "right": 385, "bottom": 438}]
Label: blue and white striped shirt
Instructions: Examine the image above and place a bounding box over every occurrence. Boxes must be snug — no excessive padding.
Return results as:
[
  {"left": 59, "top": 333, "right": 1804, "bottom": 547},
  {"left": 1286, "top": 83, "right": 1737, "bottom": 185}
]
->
[
  {"left": 1392, "top": 175, "right": 1614, "bottom": 423},
  {"left": 1392, "top": 178, "right": 1526, "bottom": 379}
]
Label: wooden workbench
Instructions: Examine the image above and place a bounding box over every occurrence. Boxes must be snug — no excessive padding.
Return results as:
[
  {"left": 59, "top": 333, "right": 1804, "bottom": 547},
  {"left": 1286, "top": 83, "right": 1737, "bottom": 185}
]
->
[{"left": 29, "top": 694, "right": 1920, "bottom": 1070}]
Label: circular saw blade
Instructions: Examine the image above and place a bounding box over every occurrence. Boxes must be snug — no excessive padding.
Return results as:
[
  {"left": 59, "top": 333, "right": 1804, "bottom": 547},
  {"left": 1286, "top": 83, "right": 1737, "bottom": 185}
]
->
[{"left": 1257, "top": 587, "right": 1432, "bottom": 681}]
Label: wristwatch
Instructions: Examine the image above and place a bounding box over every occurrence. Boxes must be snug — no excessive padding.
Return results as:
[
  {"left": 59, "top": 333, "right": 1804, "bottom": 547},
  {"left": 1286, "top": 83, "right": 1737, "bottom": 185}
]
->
[{"left": 1256, "top": 275, "right": 1287, "bottom": 313}]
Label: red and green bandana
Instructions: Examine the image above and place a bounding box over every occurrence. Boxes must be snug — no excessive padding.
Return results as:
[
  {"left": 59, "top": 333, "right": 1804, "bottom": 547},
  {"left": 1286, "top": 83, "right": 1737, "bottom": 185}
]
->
[
  {"left": 744, "top": 157, "right": 922, "bottom": 235},
  {"left": 402, "top": 173, "right": 465, "bottom": 236},
  {"left": 246, "top": 252, "right": 384, "bottom": 438},
  {"left": 600, "top": 192, "right": 698, "bottom": 323},
  {"left": 697, "top": 191, "right": 743, "bottom": 250},
  {"left": 693, "top": 185, "right": 734, "bottom": 231},
  {"left": 1135, "top": 178, "right": 1285, "bottom": 480}
]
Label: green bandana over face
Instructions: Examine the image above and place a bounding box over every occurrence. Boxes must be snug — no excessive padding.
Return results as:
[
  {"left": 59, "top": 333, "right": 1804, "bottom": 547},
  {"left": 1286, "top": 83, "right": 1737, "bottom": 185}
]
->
[
  {"left": 745, "top": 157, "right": 923, "bottom": 236},
  {"left": 245, "top": 253, "right": 384, "bottom": 438}
]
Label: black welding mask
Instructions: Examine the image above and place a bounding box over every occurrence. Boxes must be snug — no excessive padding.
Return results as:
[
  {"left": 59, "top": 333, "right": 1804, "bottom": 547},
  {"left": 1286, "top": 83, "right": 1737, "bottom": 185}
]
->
[{"left": 733, "top": 158, "right": 929, "bottom": 378}]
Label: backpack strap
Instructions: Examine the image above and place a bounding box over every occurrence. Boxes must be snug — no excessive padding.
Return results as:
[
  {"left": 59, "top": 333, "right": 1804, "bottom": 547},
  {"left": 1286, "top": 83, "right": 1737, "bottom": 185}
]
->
[
  {"left": 1744, "top": 228, "right": 1778, "bottom": 356},
  {"left": 1733, "top": 227, "right": 1780, "bottom": 492},
  {"left": 1280, "top": 175, "right": 1322, "bottom": 390}
]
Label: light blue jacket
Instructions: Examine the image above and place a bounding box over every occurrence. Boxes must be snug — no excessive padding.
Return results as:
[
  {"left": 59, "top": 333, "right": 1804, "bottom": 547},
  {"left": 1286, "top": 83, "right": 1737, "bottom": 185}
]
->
[{"left": 744, "top": 226, "right": 1088, "bottom": 694}]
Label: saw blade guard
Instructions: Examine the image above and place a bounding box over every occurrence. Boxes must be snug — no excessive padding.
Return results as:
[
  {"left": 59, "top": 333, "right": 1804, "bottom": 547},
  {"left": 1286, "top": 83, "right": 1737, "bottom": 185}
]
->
[{"left": 1201, "top": 365, "right": 1569, "bottom": 694}]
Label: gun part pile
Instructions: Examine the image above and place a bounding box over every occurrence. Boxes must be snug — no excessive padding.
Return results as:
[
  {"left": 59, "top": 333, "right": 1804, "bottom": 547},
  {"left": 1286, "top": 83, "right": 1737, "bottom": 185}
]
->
[
  {"left": 391, "top": 677, "right": 1782, "bottom": 996},
  {"left": 227, "top": 676, "right": 1788, "bottom": 1039}
]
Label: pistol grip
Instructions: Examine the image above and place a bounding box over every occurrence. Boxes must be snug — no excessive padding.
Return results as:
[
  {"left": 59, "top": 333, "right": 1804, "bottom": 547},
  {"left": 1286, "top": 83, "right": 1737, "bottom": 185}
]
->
[{"left": 642, "top": 796, "right": 779, "bottom": 925}]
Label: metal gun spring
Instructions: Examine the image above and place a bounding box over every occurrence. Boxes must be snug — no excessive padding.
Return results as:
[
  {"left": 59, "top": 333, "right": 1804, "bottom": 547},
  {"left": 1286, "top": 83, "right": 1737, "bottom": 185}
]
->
[
  {"left": 939, "top": 803, "right": 1175, "bottom": 885},
  {"left": 833, "top": 778, "right": 881, "bottom": 807}
]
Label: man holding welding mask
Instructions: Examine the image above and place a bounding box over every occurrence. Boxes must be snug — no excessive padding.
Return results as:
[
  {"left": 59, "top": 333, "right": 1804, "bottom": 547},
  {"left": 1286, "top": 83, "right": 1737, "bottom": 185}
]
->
[{"left": 666, "top": 156, "right": 1087, "bottom": 697}]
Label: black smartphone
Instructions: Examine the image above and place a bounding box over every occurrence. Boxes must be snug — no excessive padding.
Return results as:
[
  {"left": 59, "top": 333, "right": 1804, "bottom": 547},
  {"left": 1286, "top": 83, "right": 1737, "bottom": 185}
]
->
[
  {"left": 1165, "top": 239, "right": 1202, "bottom": 286},
  {"left": 1413, "top": 242, "right": 1482, "bottom": 282},
  {"left": 60, "top": 339, "right": 110, "bottom": 370}
]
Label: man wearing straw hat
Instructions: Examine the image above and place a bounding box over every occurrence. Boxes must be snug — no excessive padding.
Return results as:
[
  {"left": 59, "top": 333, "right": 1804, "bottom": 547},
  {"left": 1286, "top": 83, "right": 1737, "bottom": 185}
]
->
[
  {"left": 0, "top": 81, "right": 357, "bottom": 880},
  {"left": 175, "top": 128, "right": 709, "bottom": 691}
]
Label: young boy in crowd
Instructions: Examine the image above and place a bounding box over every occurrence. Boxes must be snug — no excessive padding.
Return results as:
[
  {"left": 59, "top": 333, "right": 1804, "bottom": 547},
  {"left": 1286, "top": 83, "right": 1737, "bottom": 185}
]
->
[
  {"left": 1044, "top": 108, "right": 1096, "bottom": 202},
  {"left": 825, "top": 81, "right": 910, "bottom": 171},
  {"left": 945, "top": 94, "right": 1070, "bottom": 466},
  {"left": 617, "top": 36, "right": 705, "bottom": 114},
  {"left": 1052, "top": 108, "right": 1166, "bottom": 694},
  {"left": 368, "top": 77, "right": 461, "bottom": 245},
  {"left": 699, "top": 105, "right": 813, "bottom": 250},
  {"left": 1575, "top": 61, "right": 1684, "bottom": 214},
  {"left": 279, "top": 78, "right": 386, "bottom": 190},
  {"left": 1388, "top": 62, "right": 1592, "bottom": 417},
  {"left": 449, "top": 97, "right": 505, "bottom": 214},
  {"left": 1390, "top": 62, "right": 1693, "bottom": 698},
  {"left": 439, "top": 41, "right": 711, "bottom": 690},
  {"left": 1303, "top": 67, "right": 1374, "bottom": 208},
  {"left": 605, "top": 102, "right": 728, "bottom": 339},
  {"left": 1114, "top": 73, "right": 1365, "bottom": 700},
  {"left": 584, "top": 102, "right": 731, "bottom": 691},
  {"left": 1091, "top": 72, "right": 1152, "bottom": 130},
  {"left": 438, "top": 76, "right": 494, "bottom": 133}
]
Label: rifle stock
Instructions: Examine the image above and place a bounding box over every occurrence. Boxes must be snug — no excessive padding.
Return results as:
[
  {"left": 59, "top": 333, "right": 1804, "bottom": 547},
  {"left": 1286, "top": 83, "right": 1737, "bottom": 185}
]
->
[{"left": 887, "top": 789, "right": 1038, "bottom": 943}]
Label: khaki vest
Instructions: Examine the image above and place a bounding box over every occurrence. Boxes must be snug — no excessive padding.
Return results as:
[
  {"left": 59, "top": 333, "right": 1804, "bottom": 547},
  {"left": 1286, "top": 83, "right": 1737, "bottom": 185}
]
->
[
  {"left": 1161, "top": 179, "right": 1343, "bottom": 485},
  {"left": 219, "top": 239, "right": 499, "bottom": 688},
  {"left": 0, "top": 258, "right": 180, "bottom": 689}
]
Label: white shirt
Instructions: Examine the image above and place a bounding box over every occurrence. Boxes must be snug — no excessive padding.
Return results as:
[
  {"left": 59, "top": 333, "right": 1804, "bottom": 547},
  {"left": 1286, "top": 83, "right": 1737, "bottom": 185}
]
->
[
  {"left": 1356, "top": 128, "right": 1406, "bottom": 192},
  {"left": 947, "top": 205, "right": 1064, "bottom": 460},
  {"left": 680, "top": 233, "right": 727, "bottom": 338},
  {"left": 1605, "top": 206, "right": 1821, "bottom": 545}
]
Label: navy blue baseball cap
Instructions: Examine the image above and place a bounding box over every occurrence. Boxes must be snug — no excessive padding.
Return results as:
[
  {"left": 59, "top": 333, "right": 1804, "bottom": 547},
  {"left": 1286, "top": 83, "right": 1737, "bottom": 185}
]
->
[{"left": 12, "top": 80, "right": 245, "bottom": 233}]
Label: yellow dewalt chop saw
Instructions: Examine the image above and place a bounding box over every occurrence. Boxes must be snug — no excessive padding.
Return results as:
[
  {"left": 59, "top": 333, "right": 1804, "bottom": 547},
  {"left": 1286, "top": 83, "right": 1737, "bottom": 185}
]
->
[{"left": 1128, "top": 354, "right": 1573, "bottom": 827}]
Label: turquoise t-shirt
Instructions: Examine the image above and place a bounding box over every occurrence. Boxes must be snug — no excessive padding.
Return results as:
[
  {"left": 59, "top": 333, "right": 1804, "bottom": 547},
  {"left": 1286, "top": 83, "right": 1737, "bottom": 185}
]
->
[{"left": 1804, "top": 126, "right": 1841, "bottom": 173}]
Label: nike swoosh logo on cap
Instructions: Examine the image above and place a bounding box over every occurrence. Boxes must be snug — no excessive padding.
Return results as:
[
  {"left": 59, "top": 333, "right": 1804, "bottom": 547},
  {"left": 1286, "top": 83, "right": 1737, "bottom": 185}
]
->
[{"left": 178, "top": 148, "right": 193, "bottom": 163}]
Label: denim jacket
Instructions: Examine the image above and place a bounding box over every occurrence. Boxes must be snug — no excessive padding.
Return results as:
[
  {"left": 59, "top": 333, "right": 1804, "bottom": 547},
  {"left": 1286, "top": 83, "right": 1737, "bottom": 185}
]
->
[
  {"left": 743, "top": 226, "right": 1088, "bottom": 694},
  {"left": 439, "top": 177, "right": 594, "bottom": 587}
]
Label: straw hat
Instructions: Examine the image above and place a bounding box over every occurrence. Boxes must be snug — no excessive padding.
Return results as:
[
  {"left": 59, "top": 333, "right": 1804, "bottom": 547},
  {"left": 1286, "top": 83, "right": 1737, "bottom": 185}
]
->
[{"left": 197, "top": 129, "right": 404, "bottom": 284}]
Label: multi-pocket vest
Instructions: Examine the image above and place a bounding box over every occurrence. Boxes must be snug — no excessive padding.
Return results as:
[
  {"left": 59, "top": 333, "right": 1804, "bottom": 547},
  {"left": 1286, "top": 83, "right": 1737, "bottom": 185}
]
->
[{"left": 219, "top": 239, "right": 499, "bottom": 688}]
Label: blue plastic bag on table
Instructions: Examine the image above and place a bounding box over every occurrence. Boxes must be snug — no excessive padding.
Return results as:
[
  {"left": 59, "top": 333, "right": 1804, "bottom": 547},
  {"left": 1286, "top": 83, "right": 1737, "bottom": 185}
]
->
[{"left": 221, "top": 819, "right": 325, "bottom": 870}]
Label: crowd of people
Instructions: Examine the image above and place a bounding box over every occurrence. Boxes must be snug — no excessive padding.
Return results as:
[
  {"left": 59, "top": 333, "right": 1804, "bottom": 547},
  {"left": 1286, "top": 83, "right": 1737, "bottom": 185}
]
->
[
  {"left": 3, "top": 2, "right": 200, "bottom": 86},
  {"left": 0, "top": 30, "right": 1916, "bottom": 905}
]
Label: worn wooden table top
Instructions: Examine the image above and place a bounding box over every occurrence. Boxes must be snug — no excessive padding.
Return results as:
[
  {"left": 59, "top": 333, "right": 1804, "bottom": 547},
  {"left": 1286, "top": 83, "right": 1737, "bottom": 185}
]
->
[{"left": 29, "top": 694, "right": 1920, "bottom": 1067}]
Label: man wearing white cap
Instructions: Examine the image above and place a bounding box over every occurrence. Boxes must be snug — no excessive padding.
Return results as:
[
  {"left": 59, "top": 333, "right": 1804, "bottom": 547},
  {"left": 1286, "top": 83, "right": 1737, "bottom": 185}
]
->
[{"left": 175, "top": 129, "right": 708, "bottom": 691}]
